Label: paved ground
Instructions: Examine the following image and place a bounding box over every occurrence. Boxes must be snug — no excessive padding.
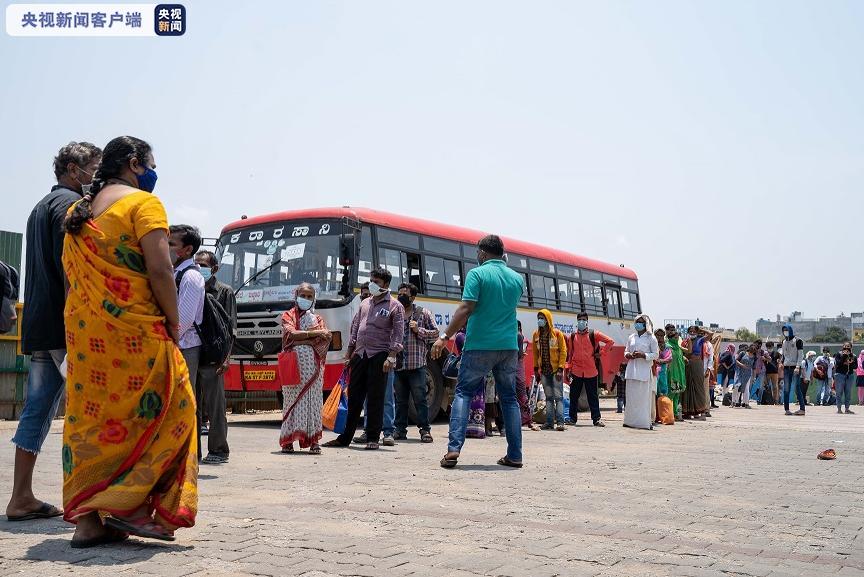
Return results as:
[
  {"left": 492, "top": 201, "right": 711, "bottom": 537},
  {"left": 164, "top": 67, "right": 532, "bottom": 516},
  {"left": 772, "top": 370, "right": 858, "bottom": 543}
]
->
[{"left": 1, "top": 400, "right": 863, "bottom": 577}]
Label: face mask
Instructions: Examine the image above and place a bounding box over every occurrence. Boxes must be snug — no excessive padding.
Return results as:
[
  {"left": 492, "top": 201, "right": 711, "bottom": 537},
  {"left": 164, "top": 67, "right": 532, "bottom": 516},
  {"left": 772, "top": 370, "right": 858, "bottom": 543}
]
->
[
  {"left": 296, "top": 297, "right": 314, "bottom": 311},
  {"left": 537, "top": 319, "right": 547, "bottom": 328},
  {"left": 199, "top": 267, "right": 212, "bottom": 281},
  {"left": 634, "top": 322, "right": 646, "bottom": 332},
  {"left": 397, "top": 294, "right": 411, "bottom": 307},
  {"left": 577, "top": 320, "right": 588, "bottom": 331},
  {"left": 782, "top": 331, "right": 789, "bottom": 337},
  {"left": 369, "top": 281, "right": 386, "bottom": 296},
  {"left": 136, "top": 167, "right": 158, "bottom": 193},
  {"left": 75, "top": 167, "right": 93, "bottom": 193}
]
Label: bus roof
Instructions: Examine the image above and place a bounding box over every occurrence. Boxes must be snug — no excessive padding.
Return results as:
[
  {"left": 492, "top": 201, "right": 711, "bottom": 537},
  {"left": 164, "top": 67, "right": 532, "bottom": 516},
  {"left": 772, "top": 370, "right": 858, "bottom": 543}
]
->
[{"left": 221, "top": 206, "right": 638, "bottom": 280}]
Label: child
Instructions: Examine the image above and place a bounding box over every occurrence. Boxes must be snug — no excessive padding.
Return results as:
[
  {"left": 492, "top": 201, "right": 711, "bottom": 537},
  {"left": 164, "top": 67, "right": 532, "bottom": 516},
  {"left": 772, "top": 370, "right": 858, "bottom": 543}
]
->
[{"left": 608, "top": 363, "right": 627, "bottom": 413}]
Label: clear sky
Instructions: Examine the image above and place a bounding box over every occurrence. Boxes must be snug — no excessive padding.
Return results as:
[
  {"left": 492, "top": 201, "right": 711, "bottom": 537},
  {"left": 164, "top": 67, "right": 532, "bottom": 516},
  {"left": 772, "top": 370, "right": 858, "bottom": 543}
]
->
[{"left": 2, "top": 0, "right": 862, "bottom": 329}]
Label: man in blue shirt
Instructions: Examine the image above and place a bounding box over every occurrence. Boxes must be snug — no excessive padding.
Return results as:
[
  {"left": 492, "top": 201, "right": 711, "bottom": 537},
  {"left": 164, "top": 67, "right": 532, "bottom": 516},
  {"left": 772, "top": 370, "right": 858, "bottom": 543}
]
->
[{"left": 432, "top": 235, "right": 525, "bottom": 469}]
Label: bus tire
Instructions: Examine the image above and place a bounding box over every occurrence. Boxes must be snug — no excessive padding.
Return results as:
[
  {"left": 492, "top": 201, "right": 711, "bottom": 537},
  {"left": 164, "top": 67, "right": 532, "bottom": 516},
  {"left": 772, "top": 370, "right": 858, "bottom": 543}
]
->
[{"left": 408, "top": 361, "right": 445, "bottom": 425}]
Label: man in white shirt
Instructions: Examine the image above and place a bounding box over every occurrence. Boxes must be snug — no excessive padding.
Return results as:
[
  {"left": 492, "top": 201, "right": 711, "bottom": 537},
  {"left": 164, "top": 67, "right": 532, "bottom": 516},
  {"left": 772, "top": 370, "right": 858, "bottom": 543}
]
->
[
  {"left": 623, "top": 315, "right": 659, "bottom": 430},
  {"left": 169, "top": 225, "right": 205, "bottom": 452}
]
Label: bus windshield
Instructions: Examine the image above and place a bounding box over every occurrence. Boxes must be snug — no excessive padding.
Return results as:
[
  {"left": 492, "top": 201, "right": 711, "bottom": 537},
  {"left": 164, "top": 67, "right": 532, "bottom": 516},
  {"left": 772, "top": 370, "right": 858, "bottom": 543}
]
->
[{"left": 215, "top": 220, "right": 345, "bottom": 304}]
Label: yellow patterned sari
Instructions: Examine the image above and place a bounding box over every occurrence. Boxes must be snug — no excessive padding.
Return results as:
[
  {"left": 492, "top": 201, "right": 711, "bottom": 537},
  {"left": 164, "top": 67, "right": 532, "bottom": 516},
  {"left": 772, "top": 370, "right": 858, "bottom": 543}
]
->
[{"left": 62, "top": 191, "right": 197, "bottom": 531}]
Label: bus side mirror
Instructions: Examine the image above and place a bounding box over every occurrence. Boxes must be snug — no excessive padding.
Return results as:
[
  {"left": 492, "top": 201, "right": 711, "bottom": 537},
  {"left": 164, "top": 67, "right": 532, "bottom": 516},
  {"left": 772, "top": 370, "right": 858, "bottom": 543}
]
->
[{"left": 339, "top": 233, "right": 356, "bottom": 267}]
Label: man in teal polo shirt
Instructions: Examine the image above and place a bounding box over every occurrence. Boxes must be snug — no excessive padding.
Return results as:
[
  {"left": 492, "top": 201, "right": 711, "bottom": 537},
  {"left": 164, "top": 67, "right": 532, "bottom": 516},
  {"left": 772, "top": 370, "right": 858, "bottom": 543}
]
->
[{"left": 431, "top": 235, "right": 525, "bottom": 469}]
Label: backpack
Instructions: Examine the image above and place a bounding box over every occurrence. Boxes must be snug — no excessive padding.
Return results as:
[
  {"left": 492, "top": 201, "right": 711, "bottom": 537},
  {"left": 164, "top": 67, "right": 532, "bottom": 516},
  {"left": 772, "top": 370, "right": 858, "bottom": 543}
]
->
[
  {"left": 0, "top": 261, "right": 20, "bottom": 334},
  {"left": 176, "top": 266, "right": 233, "bottom": 366}
]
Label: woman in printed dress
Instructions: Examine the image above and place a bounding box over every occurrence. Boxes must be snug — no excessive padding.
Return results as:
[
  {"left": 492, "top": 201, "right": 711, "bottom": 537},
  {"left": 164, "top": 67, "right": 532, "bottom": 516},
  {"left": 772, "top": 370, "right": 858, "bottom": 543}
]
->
[
  {"left": 61, "top": 136, "right": 197, "bottom": 547},
  {"left": 279, "top": 283, "right": 332, "bottom": 455}
]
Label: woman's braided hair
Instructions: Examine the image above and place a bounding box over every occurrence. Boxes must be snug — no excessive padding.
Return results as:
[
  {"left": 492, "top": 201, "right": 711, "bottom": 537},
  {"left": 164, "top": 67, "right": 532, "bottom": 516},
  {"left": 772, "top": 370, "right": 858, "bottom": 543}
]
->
[{"left": 64, "top": 136, "right": 152, "bottom": 234}]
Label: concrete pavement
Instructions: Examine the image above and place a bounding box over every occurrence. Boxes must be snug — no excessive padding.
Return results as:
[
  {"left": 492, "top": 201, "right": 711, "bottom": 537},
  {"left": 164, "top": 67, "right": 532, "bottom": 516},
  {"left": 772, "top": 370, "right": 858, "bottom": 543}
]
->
[{"left": 1, "top": 400, "right": 862, "bottom": 577}]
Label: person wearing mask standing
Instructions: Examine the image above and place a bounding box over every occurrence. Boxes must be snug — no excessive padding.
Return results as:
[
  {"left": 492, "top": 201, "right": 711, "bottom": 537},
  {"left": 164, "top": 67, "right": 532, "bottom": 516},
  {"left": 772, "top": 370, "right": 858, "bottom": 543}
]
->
[
  {"left": 780, "top": 324, "right": 805, "bottom": 416},
  {"left": 324, "top": 268, "right": 404, "bottom": 450},
  {"left": 857, "top": 349, "right": 864, "bottom": 407},
  {"left": 623, "top": 315, "right": 659, "bottom": 430},
  {"left": 764, "top": 342, "right": 781, "bottom": 405},
  {"left": 813, "top": 347, "right": 834, "bottom": 406},
  {"left": 353, "top": 281, "right": 398, "bottom": 446},
  {"left": 432, "top": 235, "right": 525, "bottom": 469},
  {"left": 6, "top": 142, "right": 101, "bottom": 523},
  {"left": 565, "top": 313, "right": 613, "bottom": 428},
  {"left": 193, "top": 250, "right": 237, "bottom": 463},
  {"left": 169, "top": 225, "right": 206, "bottom": 453},
  {"left": 833, "top": 343, "right": 857, "bottom": 415},
  {"left": 392, "top": 283, "right": 438, "bottom": 443},
  {"left": 532, "top": 309, "right": 568, "bottom": 431}
]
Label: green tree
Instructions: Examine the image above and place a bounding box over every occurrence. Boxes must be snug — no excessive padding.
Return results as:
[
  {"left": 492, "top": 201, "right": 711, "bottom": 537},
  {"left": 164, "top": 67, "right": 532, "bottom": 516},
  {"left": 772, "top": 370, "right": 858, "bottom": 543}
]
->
[
  {"left": 814, "top": 326, "right": 848, "bottom": 343},
  {"left": 735, "top": 327, "right": 758, "bottom": 342}
]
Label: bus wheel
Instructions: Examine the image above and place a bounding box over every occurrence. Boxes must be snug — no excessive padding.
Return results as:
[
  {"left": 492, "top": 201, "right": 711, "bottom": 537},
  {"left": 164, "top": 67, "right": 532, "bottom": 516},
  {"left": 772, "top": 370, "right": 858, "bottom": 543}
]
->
[{"left": 409, "top": 362, "right": 445, "bottom": 424}]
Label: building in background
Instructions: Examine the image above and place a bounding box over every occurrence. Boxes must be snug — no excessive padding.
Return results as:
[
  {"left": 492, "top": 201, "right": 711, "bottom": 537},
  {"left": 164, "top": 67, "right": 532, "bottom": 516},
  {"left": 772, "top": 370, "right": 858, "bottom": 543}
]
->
[{"left": 756, "top": 312, "right": 864, "bottom": 342}]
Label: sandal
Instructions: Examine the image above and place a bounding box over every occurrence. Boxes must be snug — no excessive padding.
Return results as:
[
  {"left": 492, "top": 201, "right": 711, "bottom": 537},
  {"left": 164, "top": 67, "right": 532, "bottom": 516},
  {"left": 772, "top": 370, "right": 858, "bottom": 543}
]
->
[
  {"left": 322, "top": 439, "right": 348, "bottom": 448},
  {"left": 309, "top": 445, "right": 321, "bottom": 455},
  {"left": 497, "top": 456, "right": 523, "bottom": 468},
  {"left": 420, "top": 432, "right": 434, "bottom": 443},
  {"left": 104, "top": 516, "right": 175, "bottom": 542},
  {"left": 281, "top": 445, "right": 295, "bottom": 454},
  {"left": 818, "top": 449, "right": 836, "bottom": 461},
  {"left": 365, "top": 442, "right": 379, "bottom": 450},
  {"left": 6, "top": 502, "right": 63, "bottom": 522},
  {"left": 440, "top": 454, "right": 458, "bottom": 468}
]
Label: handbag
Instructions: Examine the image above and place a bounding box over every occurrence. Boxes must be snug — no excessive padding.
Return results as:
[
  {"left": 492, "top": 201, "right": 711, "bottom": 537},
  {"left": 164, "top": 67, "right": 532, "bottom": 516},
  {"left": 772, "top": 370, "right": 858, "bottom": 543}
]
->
[
  {"left": 443, "top": 352, "right": 461, "bottom": 379},
  {"left": 277, "top": 349, "right": 302, "bottom": 386}
]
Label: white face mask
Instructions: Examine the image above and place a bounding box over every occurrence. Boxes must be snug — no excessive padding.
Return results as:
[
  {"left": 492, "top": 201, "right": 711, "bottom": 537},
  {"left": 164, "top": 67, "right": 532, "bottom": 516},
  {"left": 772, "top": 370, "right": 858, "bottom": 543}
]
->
[
  {"left": 296, "top": 297, "right": 314, "bottom": 311},
  {"left": 369, "top": 281, "right": 387, "bottom": 296}
]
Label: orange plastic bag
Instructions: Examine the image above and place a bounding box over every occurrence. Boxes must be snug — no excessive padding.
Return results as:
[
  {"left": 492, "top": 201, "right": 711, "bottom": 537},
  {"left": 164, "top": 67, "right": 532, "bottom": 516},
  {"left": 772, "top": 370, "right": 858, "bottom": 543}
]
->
[
  {"left": 322, "top": 381, "right": 342, "bottom": 431},
  {"left": 656, "top": 395, "right": 675, "bottom": 425}
]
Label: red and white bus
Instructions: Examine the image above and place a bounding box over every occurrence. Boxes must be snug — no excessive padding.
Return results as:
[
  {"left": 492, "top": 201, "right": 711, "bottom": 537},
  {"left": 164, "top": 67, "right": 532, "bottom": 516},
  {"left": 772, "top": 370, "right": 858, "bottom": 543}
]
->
[{"left": 215, "top": 207, "right": 641, "bottom": 420}]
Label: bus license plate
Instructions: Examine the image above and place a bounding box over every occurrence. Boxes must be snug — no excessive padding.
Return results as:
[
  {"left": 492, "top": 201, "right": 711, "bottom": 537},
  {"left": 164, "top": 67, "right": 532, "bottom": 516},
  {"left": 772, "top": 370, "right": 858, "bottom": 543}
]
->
[{"left": 244, "top": 370, "right": 276, "bottom": 382}]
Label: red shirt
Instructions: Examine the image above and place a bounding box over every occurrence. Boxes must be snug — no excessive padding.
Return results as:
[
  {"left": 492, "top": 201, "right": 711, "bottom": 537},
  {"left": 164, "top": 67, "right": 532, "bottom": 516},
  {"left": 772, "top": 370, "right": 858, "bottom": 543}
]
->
[{"left": 567, "top": 330, "right": 614, "bottom": 378}]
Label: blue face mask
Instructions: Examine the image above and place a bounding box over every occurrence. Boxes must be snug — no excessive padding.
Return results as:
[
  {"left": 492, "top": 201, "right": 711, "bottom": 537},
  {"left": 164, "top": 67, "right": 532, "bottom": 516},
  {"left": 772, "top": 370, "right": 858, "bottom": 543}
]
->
[
  {"left": 136, "top": 167, "right": 158, "bottom": 192},
  {"left": 199, "top": 267, "right": 212, "bottom": 281},
  {"left": 537, "top": 318, "right": 547, "bottom": 328},
  {"left": 634, "top": 322, "right": 646, "bottom": 332},
  {"left": 577, "top": 320, "right": 588, "bottom": 331},
  {"left": 296, "top": 297, "right": 314, "bottom": 311}
]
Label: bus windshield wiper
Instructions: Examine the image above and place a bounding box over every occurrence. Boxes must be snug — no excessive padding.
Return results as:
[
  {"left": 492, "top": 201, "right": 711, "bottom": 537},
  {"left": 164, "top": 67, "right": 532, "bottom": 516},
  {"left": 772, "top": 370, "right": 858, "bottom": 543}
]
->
[{"left": 234, "top": 258, "right": 283, "bottom": 296}]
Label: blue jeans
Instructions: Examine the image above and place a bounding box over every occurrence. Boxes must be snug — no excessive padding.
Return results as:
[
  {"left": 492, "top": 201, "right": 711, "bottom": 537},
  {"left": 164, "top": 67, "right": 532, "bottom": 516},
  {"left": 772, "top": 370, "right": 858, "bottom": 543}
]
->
[
  {"left": 394, "top": 367, "right": 430, "bottom": 435},
  {"left": 448, "top": 350, "right": 522, "bottom": 462},
  {"left": 815, "top": 379, "right": 831, "bottom": 405},
  {"left": 11, "top": 350, "right": 66, "bottom": 454},
  {"left": 783, "top": 366, "right": 805, "bottom": 412},
  {"left": 541, "top": 373, "right": 564, "bottom": 426},
  {"left": 835, "top": 373, "right": 854, "bottom": 410},
  {"left": 364, "top": 370, "right": 395, "bottom": 436}
]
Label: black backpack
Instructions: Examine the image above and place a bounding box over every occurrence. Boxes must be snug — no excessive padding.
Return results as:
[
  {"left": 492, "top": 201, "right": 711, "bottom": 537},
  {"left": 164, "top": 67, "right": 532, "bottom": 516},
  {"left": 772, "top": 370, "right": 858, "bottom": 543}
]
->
[
  {"left": 760, "top": 386, "right": 775, "bottom": 406},
  {"left": 0, "top": 261, "right": 19, "bottom": 334},
  {"left": 176, "top": 266, "right": 233, "bottom": 366}
]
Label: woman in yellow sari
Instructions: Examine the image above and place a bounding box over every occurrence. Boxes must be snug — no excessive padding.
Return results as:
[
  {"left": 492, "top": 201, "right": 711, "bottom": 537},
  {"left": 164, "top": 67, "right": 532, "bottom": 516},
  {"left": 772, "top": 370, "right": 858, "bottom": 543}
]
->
[{"left": 62, "top": 136, "right": 197, "bottom": 547}]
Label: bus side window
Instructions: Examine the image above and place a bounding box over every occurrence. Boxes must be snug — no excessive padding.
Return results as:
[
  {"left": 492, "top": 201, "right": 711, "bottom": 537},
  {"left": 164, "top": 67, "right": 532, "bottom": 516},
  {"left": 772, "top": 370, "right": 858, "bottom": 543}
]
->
[{"left": 358, "top": 226, "right": 374, "bottom": 285}]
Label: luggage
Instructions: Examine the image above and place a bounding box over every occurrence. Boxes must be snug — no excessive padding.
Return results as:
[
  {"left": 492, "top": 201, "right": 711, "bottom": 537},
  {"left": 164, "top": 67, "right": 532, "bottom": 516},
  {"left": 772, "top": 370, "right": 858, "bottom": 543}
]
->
[
  {"left": 656, "top": 395, "right": 675, "bottom": 425},
  {"left": 722, "top": 392, "right": 733, "bottom": 406},
  {"left": 760, "top": 386, "right": 775, "bottom": 405}
]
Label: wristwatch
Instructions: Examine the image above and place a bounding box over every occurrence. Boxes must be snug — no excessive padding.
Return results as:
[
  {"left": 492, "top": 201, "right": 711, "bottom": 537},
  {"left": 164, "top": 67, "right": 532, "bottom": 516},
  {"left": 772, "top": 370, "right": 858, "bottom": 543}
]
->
[{"left": 440, "top": 333, "right": 451, "bottom": 341}]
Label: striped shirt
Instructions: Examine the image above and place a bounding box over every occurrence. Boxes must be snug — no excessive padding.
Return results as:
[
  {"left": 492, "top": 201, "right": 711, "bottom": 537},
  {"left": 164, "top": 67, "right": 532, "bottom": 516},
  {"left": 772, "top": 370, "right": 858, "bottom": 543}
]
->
[{"left": 175, "top": 259, "right": 204, "bottom": 350}]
